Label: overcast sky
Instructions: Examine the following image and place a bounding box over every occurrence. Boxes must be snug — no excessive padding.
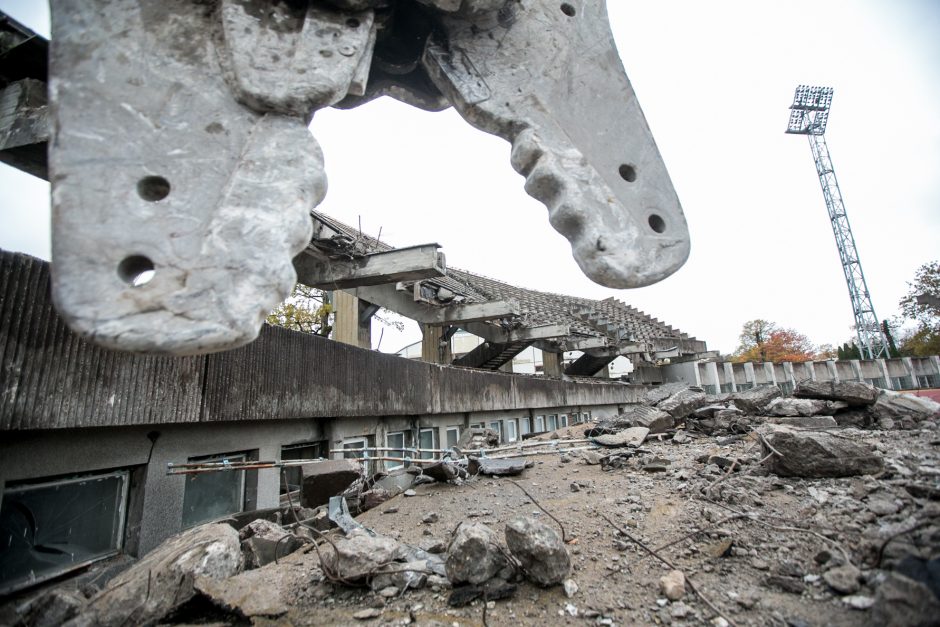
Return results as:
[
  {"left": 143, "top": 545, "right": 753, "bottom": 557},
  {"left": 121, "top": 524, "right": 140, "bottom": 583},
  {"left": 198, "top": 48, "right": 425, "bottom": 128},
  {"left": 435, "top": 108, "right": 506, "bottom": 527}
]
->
[{"left": 1, "top": 1, "right": 938, "bottom": 356}]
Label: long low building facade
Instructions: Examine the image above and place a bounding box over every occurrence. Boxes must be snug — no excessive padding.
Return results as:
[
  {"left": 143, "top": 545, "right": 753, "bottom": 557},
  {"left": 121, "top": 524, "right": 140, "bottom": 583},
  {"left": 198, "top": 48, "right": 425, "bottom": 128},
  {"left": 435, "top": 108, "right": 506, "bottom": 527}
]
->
[{"left": 0, "top": 249, "right": 649, "bottom": 594}]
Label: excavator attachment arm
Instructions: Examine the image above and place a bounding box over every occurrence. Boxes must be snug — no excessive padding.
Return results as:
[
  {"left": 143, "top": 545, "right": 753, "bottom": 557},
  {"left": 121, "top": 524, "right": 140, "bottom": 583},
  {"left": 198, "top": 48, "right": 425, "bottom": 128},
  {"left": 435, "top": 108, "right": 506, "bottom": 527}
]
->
[{"left": 46, "top": 0, "right": 688, "bottom": 355}]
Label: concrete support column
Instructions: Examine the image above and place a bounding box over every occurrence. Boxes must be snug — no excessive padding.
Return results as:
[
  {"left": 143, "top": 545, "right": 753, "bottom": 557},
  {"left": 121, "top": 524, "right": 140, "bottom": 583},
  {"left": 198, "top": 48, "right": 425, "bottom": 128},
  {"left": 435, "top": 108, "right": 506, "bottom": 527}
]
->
[
  {"left": 722, "top": 362, "right": 737, "bottom": 393},
  {"left": 499, "top": 361, "right": 514, "bottom": 373},
  {"left": 849, "top": 359, "right": 863, "bottom": 382},
  {"left": 782, "top": 362, "right": 796, "bottom": 390},
  {"left": 876, "top": 358, "right": 892, "bottom": 390},
  {"left": 825, "top": 360, "right": 839, "bottom": 383},
  {"left": 743, "top": 362, "right": 756, "bottom": 387},
  {"left": 706, "top": 362, "right": 721, "bottom": 393},
  {"left": 333, "top": 291, "right": 372, "bottom": 349},
  {"left": 542, "top": 351, "right": 564, "bottom": 378},
  {"left": 764, "top": 362, "right": 777, "bottom": 386},
  {"left": 421, "top": 324, "right": 452, "bottom": 364},
  {"left": 902, "top": 357, "right": 917, "bottom": 389},
  {"left": 804, "top": 362, "right": 817, "bottom": 381}
]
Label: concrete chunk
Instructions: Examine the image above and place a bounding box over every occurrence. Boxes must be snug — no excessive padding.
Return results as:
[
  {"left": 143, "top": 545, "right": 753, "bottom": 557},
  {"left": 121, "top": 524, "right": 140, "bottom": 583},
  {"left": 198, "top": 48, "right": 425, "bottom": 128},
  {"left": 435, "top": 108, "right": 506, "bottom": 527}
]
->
[
  {"left": 239, "top": 519, "right": 303, "bottom": 569},
  {"left": 766, "top": 415, "right": 838, "bottom": 429},
  {"left": 656, "top": 387, "right": 709, "bottom": 420},
  {"left": 794, "top": 380, "right": 878, "bottom": 406},
  {"left": 301, "top": 459, "right": 361, "bottom": 508},
  {"left": 766, "top": 397, "right": 847, "bottom": 417},
  {"left": 593, "top": 426, "right": 649, "bottom": 447},
  {"left": 445, "top": 523, "right": 510, "bottom": 585},
  {"left": 761, "top": 426, "right": 883, "bottom": 478},
  {"left": 732, "top": 385, "right": 782, "bottom": 413},
  {"left": 505, "top": 516, "right": 570, "bottom": 586}
]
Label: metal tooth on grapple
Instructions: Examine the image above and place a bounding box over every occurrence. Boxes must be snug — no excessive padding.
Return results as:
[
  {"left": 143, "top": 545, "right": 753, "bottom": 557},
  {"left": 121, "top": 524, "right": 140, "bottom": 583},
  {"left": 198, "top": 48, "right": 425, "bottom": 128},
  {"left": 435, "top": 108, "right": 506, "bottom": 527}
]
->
[{"left": 423, "top": 1, "right": 689, "bottom": 288}]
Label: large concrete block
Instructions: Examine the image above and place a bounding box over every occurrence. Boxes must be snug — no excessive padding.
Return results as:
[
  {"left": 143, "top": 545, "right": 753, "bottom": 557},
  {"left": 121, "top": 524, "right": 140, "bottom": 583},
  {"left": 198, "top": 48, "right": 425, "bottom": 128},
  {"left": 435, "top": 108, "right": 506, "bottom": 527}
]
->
[{"left": 300, "top": 459, "right": 361, "bottom": 508}]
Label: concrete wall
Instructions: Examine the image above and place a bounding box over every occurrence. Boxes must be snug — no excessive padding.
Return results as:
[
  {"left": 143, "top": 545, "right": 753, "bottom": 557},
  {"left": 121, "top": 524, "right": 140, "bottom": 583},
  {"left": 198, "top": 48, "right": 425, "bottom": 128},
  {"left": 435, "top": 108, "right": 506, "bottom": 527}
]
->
[
  {"left": 662, "top": 355, "right": 940, "bottom": 394},
  {"left": 0, "top": 249, "right": 656, "bottom": 559}
]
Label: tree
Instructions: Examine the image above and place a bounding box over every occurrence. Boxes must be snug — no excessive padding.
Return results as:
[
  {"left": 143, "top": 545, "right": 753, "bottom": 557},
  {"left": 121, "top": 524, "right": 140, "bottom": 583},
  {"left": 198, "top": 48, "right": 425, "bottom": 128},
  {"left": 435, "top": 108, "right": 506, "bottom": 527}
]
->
[
  {"left": 266, "top": 284, "right": 333, "bottom": 336},
  {"left": 837, "top": 342, "right": 861, "bottom": 360},
  {"left": 734, "top": 319, "right": 777, "bottom": 362},
  {"left": 897, "top": 260, "right": 940, "bottom": 357},
  {"left": 732, "top": 320, "right": 816, "bottom": 363},
  {"left": 815, "top": 344, "right": 837, "bottom": 360}
]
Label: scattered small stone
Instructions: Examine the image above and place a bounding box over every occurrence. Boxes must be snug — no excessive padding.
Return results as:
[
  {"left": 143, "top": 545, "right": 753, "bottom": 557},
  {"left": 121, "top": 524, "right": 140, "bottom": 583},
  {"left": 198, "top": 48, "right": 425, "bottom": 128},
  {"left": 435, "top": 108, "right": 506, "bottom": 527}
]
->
[
  {"left": 866, "top": 496, "right": 901, "bottom": 516},
  {"left": 670, "top": 601, "right": 690, "bottom": 618},
  {"left": 422, "top": 512, "right": 440, "bottom": 524},
  {"left": 842, "top": 595, "right": 875, "bottom": 610},
  {"left": 563, "top": 578, "right": 579, "bottom": 598},
  {"left": 751, "top": 559, "right": 769, "bottom": 571},
  {"left": 382, "top": 507, "right": 399, "bottom": 514},
  {"left": 643, "top": 457, "right": 671, "bottom": 472},
  {"left": 564, "top": 603, "right": 578, "bottom": 616},
  {"left": 672, "top": 430, "right": 691, "bottom": 444},
  {"left": 814, "top": 550, "right": 832, "bottom": 565},
  {"left": 823, "top": 564, "right": 862, "bottom": 595},
  {"left": 707, "top": 538, "right": 734, "bottom": 558},
  {"left": 660, "top": 570, "right": 686, "bottom": 601},
  {"left": 353, "top": 608, "right": 383, "bottom": 620},
  {"left": 570, "top": 482, "right": 580, "bottom": 493},
  {"left": 764, "top": 575, "right": 805, "bottom": 594},
  {"left": 403, "top": 489, "right": 417, "bottom": 497},
  {"left": 378, "top": 586, "right": 399, "bottom": 598}
]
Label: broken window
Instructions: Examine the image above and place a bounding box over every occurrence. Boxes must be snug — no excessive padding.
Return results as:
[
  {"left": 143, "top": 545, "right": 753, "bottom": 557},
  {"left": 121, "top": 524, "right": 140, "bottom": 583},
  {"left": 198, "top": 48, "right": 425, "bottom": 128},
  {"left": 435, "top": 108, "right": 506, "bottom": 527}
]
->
[
  {"left": 446, "top": 427, "right": 460, "bottom": 449},
  {"left": 520, "top": 417, "right": 531, "bottom": 435},
  {"left": 505, "top": 420, "right": 518, "bottom": 443},
  {"left": 419, "top": 428, "right": 438, "bottom": 459},
  {"left": 0, "top": 470, "right": 129, "bottom": 594},
  {"left": 489, "top": 421, "right": 503, "bottom": 443},
  {"left": 181, "top": 453, "right": 246, "bottom": 528},
  {"left": 534, "top": 415, "right": 545, "bottom": 432},
  {"left": 280, "top": 442, "right": 323, "bottom": 495},
  {"left": 386, "top": 432, "right": 408, "bottom": 470},
  {"left": 547, "top": 414, "right": 558, "bottom": 430},
  {"left": 559, "top": 414, "right": 568, "bottom": 428}
]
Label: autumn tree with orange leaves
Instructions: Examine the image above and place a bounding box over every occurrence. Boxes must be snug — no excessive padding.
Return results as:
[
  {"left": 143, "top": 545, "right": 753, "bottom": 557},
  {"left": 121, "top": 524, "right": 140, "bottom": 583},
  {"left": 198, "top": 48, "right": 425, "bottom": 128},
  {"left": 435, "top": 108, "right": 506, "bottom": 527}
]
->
[{"left": 732, "top": 319, "right": 817, "bottom": 363}]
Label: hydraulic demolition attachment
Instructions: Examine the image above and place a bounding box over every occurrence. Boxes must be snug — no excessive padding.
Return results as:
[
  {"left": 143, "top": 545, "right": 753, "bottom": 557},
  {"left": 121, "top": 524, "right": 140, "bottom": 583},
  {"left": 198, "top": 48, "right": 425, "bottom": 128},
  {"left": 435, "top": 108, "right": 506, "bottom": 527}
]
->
[{"left": 46, "top": 0, "right": 689, "bottom": 354}]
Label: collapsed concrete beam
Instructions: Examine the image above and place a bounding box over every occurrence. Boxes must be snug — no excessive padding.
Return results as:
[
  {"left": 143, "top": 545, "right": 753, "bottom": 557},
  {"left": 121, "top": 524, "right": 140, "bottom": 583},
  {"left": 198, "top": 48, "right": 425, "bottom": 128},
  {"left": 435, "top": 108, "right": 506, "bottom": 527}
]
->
[
  {"left": 565, "top": 352, "right": 617, "bottom": 377},
  {"left": 461, "top": 322, "right": 570, "bottom": 344},
  {"left": 293, "top": 244, "right": 446, "bottom": 290},
  {"left": 350, "top": 284, "right": 520, "bottom": 325}
]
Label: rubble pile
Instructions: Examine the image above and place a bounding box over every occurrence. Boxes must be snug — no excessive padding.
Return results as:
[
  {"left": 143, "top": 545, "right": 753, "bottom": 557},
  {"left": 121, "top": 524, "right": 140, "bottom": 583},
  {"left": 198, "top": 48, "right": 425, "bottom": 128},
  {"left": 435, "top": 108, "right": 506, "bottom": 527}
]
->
[{"left": 4, "top": 380, "right": 939, "bottom": 626}]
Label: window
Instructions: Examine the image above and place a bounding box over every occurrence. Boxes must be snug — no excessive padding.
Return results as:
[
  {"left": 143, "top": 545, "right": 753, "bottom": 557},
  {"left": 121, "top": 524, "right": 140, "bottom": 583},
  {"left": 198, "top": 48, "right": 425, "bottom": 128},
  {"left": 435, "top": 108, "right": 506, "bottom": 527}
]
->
[
  {"left": 489, "top": 421, "right": 503, "bottom": 443},
  {"left": 560, "top": 414, "right": 568, "bottom": 428},
  {"left": 386, "top": 432, "right": 408, "bottom": 470},
  {"left": 535, "top": 415, "right": 545, "bottom": 432},
  {"left": 506, "top": 420, "right": 518, "bottom": 443},
  {"left": 547, "top": 414, "right": 558, "bottom": 430},
  {"left": 0, "top": 471, "right": 129, "bottom": 594},
  {"left": 182, "top": 453, "right": 246, "bottom": 528},
  {"left": 343, "top": 438, "right": 368, "bottom": 459},
  {"left": 419, "top": 428, "right": 439, "bottom": 459},
  {"left": 446, "top": 427, "right": 460, "bottom": 449},
  {"left": 280, "top": 442, "right": 323, "bottom": 495},
  {"left": 520, "top": 417, "right": 531, "bottom": 436}
]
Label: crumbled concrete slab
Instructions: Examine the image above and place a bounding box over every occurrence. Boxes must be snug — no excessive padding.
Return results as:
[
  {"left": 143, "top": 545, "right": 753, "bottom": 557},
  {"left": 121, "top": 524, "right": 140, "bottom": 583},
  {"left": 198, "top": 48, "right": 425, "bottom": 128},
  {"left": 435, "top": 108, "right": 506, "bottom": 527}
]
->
[
  {"left": 766, "top": 415, "right": 838, "bottom": 429},
  {"left": 795, "top": 380, "right": 878, "bottom": 406},
  {"left": 593, "top": 426, "right": 649, "bottom": 448},
  {"left": 761, "top": 426, "right": 883, "bottom": 478}
]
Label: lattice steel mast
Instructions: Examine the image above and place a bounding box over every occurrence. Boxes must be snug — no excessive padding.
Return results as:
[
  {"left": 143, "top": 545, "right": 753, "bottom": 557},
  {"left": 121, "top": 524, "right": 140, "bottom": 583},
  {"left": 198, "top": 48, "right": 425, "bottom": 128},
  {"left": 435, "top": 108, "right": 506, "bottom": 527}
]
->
[{"left": 786, "top": 85, "right": 887, "bottom": 359}]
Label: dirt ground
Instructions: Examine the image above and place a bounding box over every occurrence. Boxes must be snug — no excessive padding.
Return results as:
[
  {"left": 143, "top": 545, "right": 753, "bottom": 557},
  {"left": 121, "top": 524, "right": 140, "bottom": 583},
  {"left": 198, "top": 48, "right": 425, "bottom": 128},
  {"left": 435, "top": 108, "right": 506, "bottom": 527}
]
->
[{"left": 240, "top": 422, "right": 939, "bottom": 627}]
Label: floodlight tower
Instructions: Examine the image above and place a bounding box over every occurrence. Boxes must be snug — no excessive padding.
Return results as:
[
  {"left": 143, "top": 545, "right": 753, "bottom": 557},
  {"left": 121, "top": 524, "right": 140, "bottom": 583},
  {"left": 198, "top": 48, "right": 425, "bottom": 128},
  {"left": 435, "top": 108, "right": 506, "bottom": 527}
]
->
[{"left": 786, "top": 85, "right": 887, "bottom": 359}]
